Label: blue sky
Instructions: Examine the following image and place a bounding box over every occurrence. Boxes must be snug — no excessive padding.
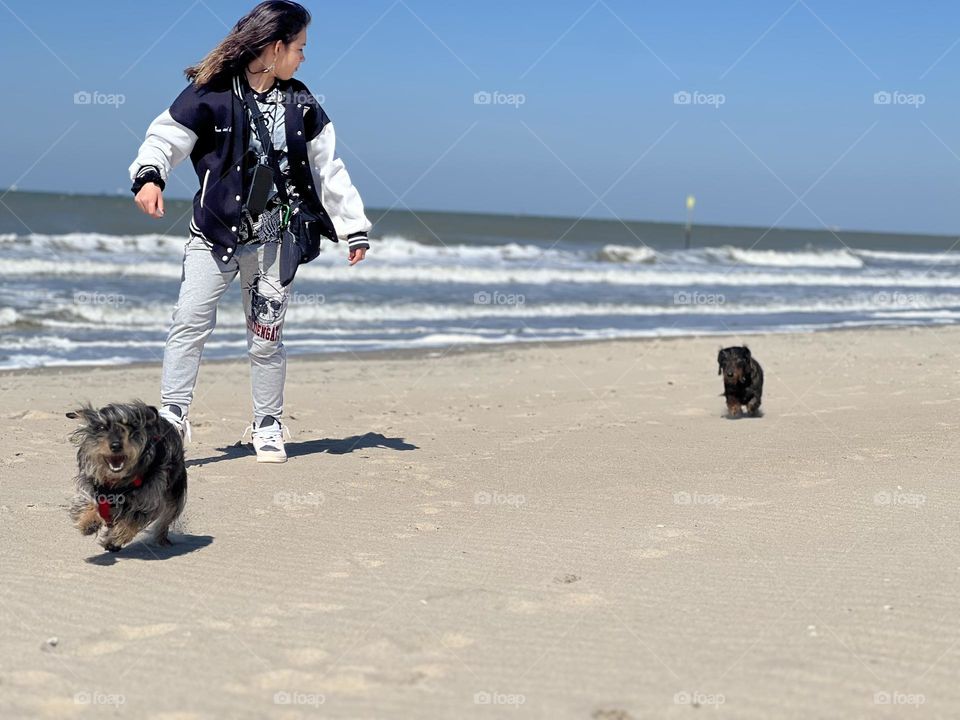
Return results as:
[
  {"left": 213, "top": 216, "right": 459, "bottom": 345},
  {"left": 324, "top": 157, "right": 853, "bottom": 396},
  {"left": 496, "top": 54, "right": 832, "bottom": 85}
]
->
[{"left": 2, "top": 0, "right": 959, "bottom": 234}]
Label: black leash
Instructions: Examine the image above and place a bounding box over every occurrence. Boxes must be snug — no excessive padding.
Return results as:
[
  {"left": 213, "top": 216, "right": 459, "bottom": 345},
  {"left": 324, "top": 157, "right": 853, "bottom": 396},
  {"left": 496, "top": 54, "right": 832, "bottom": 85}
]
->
[{"left": 241, "top": 81, "right": 292, "bottom": 226}]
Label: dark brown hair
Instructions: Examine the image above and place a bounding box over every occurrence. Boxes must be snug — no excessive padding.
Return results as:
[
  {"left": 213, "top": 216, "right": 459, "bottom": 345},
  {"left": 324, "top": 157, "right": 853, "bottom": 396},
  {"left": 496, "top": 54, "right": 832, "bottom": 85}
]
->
[{"left": 184, "top": 1, "right": 311, "bottom": 86}]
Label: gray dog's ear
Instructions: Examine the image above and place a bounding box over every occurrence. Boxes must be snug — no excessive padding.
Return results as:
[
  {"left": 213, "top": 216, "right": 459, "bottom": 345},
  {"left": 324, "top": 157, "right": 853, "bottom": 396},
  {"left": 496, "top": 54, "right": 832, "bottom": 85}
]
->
[
  {"left": 66, "top": 405, "right": 97, "bottom": 422},
  {"left": 742, "top": 345, "right": 752, "bottom": 360},
  {"left": 137, "top": 403, "right": 161, "bottom": 430}
]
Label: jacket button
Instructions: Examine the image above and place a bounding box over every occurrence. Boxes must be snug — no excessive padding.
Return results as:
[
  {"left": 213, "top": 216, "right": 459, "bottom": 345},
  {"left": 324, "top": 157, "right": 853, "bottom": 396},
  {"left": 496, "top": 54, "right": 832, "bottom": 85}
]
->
[
  {"left": 301, "top": 160, "right": 306, "bottom": 165},
  {"left": 235, "top": 195, "right": 241, "bottom": 201},
  {"left": 221, "top": 255, "right": 229, "bottom": 262},
  {"left": 227, "top": 247, "right": 234, "bottom": 253},
  {"left": 236, "top": 165, "right": 241, "bottom": 172},
  {"left": 297, "top": 130, "right": 302, "bottom": 136},
  {"left": 231, "top": 226, "right": 238, "bottom": 232}
]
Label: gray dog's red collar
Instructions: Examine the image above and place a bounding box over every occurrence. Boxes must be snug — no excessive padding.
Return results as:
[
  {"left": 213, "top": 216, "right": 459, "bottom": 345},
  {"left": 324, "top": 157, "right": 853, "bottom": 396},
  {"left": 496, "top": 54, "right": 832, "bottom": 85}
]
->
[{"left": 95, "top": 476, "right": 144, "bottom": 523}]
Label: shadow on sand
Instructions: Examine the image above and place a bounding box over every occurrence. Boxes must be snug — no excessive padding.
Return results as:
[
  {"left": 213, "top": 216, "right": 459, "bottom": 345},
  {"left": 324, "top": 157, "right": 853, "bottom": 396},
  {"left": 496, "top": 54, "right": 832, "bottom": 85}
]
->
[
  {"left": 185, "top": 432, "right": 418, "bottom": 468},
  {"left": 84, "top": 534, "right": 214, "bottom": 565}
]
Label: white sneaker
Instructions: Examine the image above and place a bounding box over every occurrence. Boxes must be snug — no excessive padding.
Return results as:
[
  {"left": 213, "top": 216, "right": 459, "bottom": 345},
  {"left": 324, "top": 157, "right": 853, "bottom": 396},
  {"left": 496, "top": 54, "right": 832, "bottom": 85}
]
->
[
  {"left": 250, "top": 415, "right": 287, "bottom": 463},
  {"left": 158, "top": 405, "right": 191, "bottom": 443}
]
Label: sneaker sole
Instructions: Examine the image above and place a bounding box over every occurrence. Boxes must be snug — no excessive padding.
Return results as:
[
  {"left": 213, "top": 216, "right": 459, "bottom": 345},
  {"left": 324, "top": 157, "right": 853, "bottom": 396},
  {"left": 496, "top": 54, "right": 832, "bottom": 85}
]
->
[{"left": 256, "top": 454, "right": 287, "bottom": 463}]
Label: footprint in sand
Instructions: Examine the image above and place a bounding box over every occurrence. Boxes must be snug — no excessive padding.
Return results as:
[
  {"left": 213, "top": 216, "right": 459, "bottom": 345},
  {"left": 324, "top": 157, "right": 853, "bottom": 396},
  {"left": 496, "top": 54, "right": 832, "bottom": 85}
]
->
[
  {"left": 719, "top": 496, "right": 770, "bottom": 510},
  {"left": 253, "top": 667, "right": 373, "bottom": 694},
  {"left": 673, "top": 407, "right": 711, "bottom": 417},
  {"left": 284, "top": 647, "right": 330, "bottom": 666},
  {"left": 565, "top": 593, "right": 605, "bottom": 607},
  {"left": 440, "top": 632, "right": 475, "bottom": 649},
  {"left": 506, "top": 598, "right": 542, "bottom": 615},
  {"left": 287, "top": 602, "right": 344, "bottom": 614},
  {"left": 115, "top": 623, "right": 178, "bottom": 640},
  {"left": 353, "top": 553, "right": 385, "bottom": 569},
  {"left": 198, "top": 618, "right": 233, "bottom": 631},
  {"left": 253, "top": 668, "right": 323, "bottom": 690},
  {"left": 72, "top": 640, "right": 127, "bottom": 656},
  {"left": 411, "top": 664, "right": 446, "bottom": 680},
  {"left": 593, "top": 710, "right": 635, "bottom": 720},
  {"left": 4, "top": 670, "right": 59, "bottom": 686},
  {"left": 631, "top": 527, "right": 702, "bottom": 560},
  {"left": 249, "top": 617, "right": 279, "bottom": 628},
  {"left": 13, "top": 410, "right": 63, "bottom": 421},
  {"left": 413, "top": 522, "right": 441, "bottom": 533}
]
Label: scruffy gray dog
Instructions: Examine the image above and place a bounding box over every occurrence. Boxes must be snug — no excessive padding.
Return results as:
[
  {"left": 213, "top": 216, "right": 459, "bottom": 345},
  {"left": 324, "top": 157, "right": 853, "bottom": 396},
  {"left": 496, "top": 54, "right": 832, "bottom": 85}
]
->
[{"left": 67, "top": 401, "right": 187, "bottom": 552}]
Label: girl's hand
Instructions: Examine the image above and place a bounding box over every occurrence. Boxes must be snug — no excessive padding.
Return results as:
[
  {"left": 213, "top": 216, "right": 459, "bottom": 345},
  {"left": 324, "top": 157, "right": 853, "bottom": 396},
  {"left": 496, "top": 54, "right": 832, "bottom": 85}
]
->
[
  {"left": 134, "top": 184, "right": 165, "bottom": 218},
  {"left": 348, "top": 247, "right": 367, "bottom": 266}
]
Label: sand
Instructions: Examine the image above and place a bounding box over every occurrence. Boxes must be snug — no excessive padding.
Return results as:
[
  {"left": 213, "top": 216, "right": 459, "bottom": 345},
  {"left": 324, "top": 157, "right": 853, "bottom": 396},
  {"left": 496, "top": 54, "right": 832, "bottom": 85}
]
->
[{"left": 1, "top": 326, "right": 959, "bottom": 719}]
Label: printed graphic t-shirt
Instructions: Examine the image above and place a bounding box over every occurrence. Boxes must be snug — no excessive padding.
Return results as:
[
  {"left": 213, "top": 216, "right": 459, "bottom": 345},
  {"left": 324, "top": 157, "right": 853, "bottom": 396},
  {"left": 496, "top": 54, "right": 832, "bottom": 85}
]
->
[{"left": 246, "top": 80, "right": 301, "bottom": 207}]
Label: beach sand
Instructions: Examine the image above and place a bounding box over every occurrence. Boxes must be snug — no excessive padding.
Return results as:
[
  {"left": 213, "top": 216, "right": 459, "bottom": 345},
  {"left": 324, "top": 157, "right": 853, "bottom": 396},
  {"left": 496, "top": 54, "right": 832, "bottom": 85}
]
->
[{"left": 1, "top": 326, "right": 958, "bottom": 718}]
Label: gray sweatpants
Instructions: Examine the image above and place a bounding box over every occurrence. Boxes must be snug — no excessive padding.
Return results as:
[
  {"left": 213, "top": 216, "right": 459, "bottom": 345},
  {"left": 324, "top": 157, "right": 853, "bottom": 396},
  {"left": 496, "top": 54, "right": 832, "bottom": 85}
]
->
[{"left": 161, "top": 234, "right": 292, "bottom": 425}]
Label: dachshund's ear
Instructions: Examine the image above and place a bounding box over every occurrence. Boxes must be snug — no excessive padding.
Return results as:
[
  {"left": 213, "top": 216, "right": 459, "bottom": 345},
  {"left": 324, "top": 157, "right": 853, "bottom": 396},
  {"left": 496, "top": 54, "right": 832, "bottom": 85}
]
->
[
  {"left": 742, "top": 346, "right": 752, "bottom": 360},
  {"left": 717, "top": 350, "right": 725, "bottom": 374}
]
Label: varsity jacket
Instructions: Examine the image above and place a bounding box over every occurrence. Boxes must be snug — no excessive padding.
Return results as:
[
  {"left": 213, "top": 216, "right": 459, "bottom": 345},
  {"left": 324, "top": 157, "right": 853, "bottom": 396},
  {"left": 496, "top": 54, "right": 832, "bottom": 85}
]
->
[{"left": 128, "top": 73, "right": 371, "bottom": 264}]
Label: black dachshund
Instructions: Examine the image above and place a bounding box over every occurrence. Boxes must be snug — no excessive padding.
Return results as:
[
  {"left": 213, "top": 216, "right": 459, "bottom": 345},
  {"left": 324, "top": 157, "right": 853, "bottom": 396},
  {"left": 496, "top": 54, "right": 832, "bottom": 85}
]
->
[{"left": 717, "top": 346, "right": 763, "bottom": 418}]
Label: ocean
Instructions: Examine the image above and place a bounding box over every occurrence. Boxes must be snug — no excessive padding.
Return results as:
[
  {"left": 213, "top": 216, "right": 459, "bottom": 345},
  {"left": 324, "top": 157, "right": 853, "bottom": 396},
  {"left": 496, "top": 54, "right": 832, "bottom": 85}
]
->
[{"left": 2, "top": 190, "right": 959, "bottom": 370}]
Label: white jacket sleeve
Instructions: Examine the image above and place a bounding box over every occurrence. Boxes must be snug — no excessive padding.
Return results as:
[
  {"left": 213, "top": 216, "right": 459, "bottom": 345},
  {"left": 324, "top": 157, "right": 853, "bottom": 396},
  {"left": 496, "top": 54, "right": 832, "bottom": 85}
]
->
[
  {"left": 307, "top": 122, "right": 372, "bottom": 248},
  {"left": 128, "top": 109, "right": 199, "bottom": 184}
]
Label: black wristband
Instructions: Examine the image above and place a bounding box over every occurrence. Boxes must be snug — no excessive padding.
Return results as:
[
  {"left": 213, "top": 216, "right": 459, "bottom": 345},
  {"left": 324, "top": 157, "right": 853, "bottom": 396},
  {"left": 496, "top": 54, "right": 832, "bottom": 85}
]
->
[{"left": 131, "top": 166, "right": 166, "bottom": 195}]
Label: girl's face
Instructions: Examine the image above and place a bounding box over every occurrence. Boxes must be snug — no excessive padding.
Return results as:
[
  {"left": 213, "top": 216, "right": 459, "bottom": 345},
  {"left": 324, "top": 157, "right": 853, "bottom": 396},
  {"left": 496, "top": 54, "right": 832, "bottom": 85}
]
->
[{"left": 272, "top": 28, "right": 307, "bottom": 80}]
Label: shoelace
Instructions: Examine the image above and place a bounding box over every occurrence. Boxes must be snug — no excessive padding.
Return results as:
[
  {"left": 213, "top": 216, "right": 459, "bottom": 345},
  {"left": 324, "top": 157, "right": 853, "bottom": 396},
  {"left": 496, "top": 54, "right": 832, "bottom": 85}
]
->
[{"left": 242, "top": 422, "right": 291, "bottom": 446}]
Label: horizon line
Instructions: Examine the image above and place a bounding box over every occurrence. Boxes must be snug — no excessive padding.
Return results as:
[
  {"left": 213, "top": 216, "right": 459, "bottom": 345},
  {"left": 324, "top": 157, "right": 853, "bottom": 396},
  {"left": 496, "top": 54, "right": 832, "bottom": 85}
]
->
[{"left": 0, "top": 186, "right": 956, "bottom": 241}]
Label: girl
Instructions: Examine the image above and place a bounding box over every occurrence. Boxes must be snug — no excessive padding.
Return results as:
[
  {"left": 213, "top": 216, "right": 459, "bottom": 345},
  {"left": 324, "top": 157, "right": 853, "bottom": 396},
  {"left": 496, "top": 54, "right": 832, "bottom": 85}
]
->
[{"left": 129, "top": 0, "right": 371, "bottom": 463}]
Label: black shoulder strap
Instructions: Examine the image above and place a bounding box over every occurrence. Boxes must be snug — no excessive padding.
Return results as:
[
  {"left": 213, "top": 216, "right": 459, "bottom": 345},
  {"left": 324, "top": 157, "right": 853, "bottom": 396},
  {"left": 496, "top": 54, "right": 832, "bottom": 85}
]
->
[{"left": 241, "top": 83, "right": 290, "bottom": 206}]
